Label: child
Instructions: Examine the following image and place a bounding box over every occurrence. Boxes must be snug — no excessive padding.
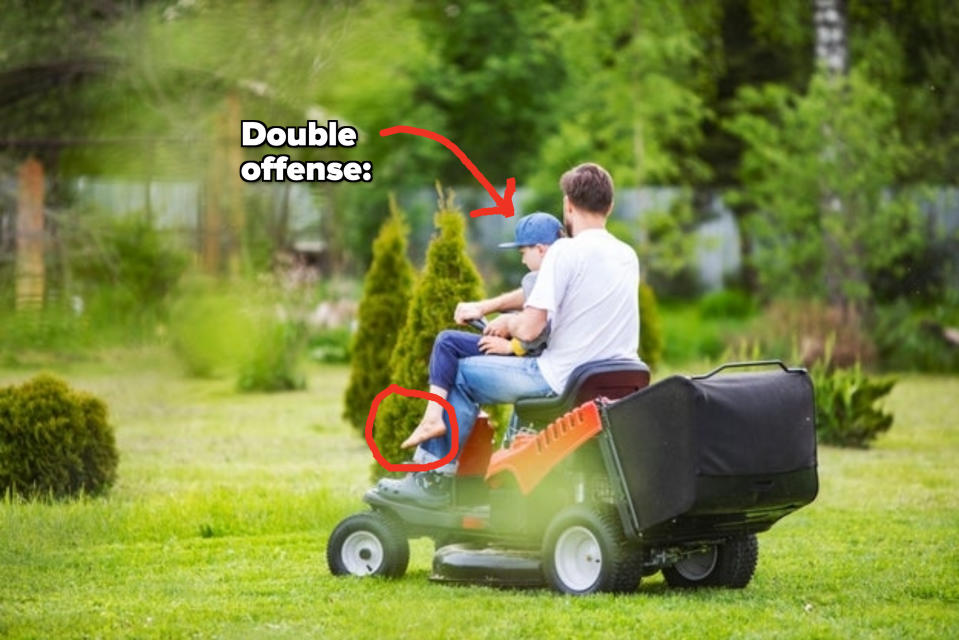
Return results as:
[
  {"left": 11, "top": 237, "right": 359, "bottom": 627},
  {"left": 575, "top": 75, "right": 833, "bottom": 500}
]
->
[{"left": 400, "top": 212, "right": 563, "bottom": 450}]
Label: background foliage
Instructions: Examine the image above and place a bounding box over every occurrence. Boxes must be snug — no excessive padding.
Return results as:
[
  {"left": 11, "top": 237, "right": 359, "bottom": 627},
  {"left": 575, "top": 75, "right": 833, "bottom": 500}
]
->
[{"left": 1, "top": 1, "right": 957, "bottom": 415}]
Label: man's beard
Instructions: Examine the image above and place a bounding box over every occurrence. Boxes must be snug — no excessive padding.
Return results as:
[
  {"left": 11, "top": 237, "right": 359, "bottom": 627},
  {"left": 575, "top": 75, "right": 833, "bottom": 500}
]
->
[{"left": 563, "top": 213, "right": 573, "bottom": 237}]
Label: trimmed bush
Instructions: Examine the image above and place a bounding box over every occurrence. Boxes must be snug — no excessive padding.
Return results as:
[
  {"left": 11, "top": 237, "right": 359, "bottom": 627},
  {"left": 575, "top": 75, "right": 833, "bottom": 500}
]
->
[
  {"left": 0, "top": 374, "right": 118, "bottom": 499},
  {"left": 639, "top": 282, "right": 663, "bottom": 370},
  {"left": 810, "top": 362, "right": 895, "bottom": 448},
  {"left": 372, "top": 194, "right": 483, "bottom": 478},
  {"left": 343, "top": 202, "right": 414, "bottom": 431}
]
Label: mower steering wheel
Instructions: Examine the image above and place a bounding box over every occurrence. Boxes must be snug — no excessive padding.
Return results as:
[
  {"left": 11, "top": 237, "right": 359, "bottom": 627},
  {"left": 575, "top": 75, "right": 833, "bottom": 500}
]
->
[{"left": 467, "top": 317, "right": 487, "bottom": 332}]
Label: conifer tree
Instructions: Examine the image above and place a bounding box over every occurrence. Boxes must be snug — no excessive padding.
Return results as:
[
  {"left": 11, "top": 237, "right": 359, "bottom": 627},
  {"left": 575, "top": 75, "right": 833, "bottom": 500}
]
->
[
  {"left": 343, "top": 197, "right": 414, "bottom": 432},
  {"left": 372, "top": 190, "right": 483, "bottom": 478}
]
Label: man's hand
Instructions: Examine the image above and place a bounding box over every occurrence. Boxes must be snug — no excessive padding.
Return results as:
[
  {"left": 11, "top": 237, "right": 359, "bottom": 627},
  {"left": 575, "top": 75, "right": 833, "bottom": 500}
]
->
[
  {"left": 454, "top": 301, "right": 484, "bottom": 324},
  {"left": 483, "top": 314, "right": 512, "bottom": 338},
  {"left": 478, "top": 335, "right": 512, "bottom": 355}
]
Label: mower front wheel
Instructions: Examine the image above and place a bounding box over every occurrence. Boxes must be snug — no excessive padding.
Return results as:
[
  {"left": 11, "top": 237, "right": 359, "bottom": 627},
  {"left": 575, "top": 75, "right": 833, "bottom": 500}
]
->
[
  {"left": 327, "top": 511, "right": 409, "bottom": 578},
  {"left": 542, "top": 505, "right": 642, "bottom": 595}
]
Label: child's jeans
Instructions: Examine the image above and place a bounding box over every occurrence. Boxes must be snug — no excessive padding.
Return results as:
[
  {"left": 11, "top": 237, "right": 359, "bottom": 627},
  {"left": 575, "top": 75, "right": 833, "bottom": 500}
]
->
[{"left": 428, "top": 330, "right": 483, "bottom": 390}]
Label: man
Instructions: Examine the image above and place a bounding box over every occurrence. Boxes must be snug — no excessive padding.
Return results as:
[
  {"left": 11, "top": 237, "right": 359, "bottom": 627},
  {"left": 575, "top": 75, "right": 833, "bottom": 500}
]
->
[
  {"left": 398, "top": 212, "right": 564, "bottom": 452},
  {"left": 378, "top": 163, "right": 640, "bottom": 507}
]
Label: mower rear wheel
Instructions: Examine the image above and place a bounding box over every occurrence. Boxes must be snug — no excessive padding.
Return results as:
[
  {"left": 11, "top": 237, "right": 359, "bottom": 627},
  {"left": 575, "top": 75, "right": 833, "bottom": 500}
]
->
[
  {"left": 327, "top": 511, "right": 409, "bottom": 578},
  {"left": 542, "top": 505, "right": 642, "bottom": 595},
  {"left": 662, "top": 534, "right": 758, "bottom": 589}
]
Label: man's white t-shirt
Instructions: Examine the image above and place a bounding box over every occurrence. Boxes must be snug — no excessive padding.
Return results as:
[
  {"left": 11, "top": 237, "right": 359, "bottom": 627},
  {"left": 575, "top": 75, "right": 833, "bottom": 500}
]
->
[{"left": 526, "top": 228, "right": 640, "bottom": 393}]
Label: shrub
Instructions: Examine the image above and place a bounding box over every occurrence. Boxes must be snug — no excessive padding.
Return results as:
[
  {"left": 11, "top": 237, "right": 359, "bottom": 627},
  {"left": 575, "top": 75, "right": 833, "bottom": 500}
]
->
[
  {"left": 309, "top": 327, "right": 352, "bottom": 364},
  {"left": 871, "top": 298, "right": 959, "bottom": 373},
  {"left": 168, "top": 280, "right": 257, "bottom": 378},
  {"left": 0, "top": 374, "right": 118, "bottom": 499},
  {"left": 698, "top": 289, "right": 755, "bottom": 319},
  {"left": 372, "top": 193, "right": 484, "bottom": 479},
  {"left": 68, "top": 212, "right": 188, "bottom": 338},
  {"left": 236, "top": 315, "right": 307, "bottom": 392},
  {"left": 0, "top": 305, "right": 91, "bottom": 356},
  {"left": 810, "top": 361, "right": 895, "bottom": 448},
  {"left": 659, "top": 302, "right": 735, "bottom": 365},
  {"left": 638, "top": 282, "right": 662, "bottom": 370},
  {"left": 343, "top": 202, "right": 414, "bottom": 431}
]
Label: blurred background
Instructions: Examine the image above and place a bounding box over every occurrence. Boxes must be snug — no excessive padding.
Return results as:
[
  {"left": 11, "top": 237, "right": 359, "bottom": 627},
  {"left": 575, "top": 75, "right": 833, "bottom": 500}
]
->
[{"left": 1, "top": 0, "right": 957, "bottom": 376}]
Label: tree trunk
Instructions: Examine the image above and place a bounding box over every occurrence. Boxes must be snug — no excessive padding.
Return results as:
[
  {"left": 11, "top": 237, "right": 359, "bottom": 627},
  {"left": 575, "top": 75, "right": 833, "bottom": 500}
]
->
[
  {"left": 813, "top": 0, "right": 847, "bottom": 76},
  {"left": 813, "top": 0, "right": 859, "bottom": 308},
  {"left": 16, "top": 157, "right": 45, "bottom": 310},
  {"left": 224, "top": 91, "right": 248, "bottom": 275}
]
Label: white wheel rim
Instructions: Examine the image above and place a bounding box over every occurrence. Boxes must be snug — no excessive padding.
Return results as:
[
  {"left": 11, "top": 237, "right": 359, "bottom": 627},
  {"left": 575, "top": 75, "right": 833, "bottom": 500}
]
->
[
  {"left": 340, "top": 531, "right": 385, "bottom": 575},
  {"left": 675, "top": 547, "right": 718, "bottom": 581},
  {"left": 554, "top": 525, "right": 602, "bottom": 591}
]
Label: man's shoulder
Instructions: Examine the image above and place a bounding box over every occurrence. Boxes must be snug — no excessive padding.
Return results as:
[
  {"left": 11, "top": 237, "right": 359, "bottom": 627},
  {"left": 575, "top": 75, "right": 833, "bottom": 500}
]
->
[
  {"left": 578, "top": 229, "right": 638, "bottom": 257},
  {"left": 541, "top": 237, "right": 575, "bottom": 267}
]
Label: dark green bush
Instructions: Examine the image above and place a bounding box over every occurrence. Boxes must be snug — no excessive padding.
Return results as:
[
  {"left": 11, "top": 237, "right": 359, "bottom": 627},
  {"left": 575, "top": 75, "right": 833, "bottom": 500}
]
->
[
  {"left": 0, "top": 374, "right": 118, "bottom": 499},
  {"left": 639, "top": 282, "right": 663, "bottom": 369},
  {"left": 810, "top": 362, "right": 895, "bottom": 448}
]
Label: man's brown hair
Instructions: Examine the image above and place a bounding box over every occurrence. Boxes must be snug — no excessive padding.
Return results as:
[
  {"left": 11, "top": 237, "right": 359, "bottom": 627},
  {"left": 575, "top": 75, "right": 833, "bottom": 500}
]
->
[{"left": 560, "top": 163, "right": 614, "bottom": 215}]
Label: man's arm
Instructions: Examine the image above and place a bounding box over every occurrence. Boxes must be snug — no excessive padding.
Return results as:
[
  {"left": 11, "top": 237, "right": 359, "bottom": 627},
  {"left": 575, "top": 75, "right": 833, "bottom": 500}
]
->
[
  {"left": 507, "top": 306, "right": 548, "bottom": 343},
  {"left": 454, "top": 288, "right": 525, "bottom": 324}
]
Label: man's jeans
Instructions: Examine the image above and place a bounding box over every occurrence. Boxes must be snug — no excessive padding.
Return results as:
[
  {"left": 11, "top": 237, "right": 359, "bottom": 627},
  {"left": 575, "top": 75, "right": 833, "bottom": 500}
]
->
[{"left": 414, "top": 355, "right": 554, "bottom": 473}]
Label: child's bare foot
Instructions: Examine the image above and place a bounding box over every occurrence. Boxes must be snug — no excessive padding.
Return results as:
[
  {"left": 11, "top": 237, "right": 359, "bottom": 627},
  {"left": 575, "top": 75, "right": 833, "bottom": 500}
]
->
[{"left": 401, "top": 417, "right": 447, "bottom": 449}]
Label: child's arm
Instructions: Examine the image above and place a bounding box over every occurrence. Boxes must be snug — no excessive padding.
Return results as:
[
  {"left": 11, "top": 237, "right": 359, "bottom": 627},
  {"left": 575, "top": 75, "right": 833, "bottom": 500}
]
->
[{"left": 454, "top": 288, "right": 524, "bottom": 324}]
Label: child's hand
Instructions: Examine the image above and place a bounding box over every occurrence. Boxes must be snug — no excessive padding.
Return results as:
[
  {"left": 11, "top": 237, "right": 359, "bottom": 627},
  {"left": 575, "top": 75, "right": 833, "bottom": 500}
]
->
[
  {"left": 483, "top": 314, "right": 512, "bottom": 337},
  {"left": 478, "top": 335, "right": 512, "bottom": 355}
]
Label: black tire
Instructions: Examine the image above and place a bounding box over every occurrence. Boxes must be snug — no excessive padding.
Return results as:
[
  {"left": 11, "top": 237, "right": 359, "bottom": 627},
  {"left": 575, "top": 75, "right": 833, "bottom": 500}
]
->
[
  {"left": 662, "top": 534, "right": 758, "bottom": 589},
  {"left": 541, "top": 505, "right": 642, "bottom": 595},
  {"left": 327, "top": 511, "right": 410, "bottom": 578}
]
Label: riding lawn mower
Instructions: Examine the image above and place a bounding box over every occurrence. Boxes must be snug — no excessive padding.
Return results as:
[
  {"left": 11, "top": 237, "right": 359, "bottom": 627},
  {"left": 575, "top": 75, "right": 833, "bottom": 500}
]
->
[{"left": 328, "top": 359, "right": 818, "bottom": 595}]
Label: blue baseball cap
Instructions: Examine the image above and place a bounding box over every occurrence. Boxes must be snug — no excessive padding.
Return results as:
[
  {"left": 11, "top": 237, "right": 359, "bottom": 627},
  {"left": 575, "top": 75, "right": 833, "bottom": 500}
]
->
[{"left": 498, "top": 212, "right": 564, "bottom": 248}]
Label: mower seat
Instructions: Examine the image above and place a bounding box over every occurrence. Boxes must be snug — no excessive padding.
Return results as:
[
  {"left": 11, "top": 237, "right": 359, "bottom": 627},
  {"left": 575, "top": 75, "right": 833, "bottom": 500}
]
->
[{"left": 514, "top": 358, "right": 650, "bottom": 428}]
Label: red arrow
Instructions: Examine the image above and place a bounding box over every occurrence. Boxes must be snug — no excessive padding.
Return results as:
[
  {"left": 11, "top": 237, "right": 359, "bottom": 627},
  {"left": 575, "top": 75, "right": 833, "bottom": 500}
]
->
[{"left": 380, "top": 125, "right": 515, "bottom": 218}]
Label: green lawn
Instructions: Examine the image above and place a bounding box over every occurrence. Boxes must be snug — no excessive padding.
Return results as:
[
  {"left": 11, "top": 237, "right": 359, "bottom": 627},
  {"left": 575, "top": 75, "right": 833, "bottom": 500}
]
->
[{"left": 2, "top": 349, "right": 957, "bottom": 638}]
